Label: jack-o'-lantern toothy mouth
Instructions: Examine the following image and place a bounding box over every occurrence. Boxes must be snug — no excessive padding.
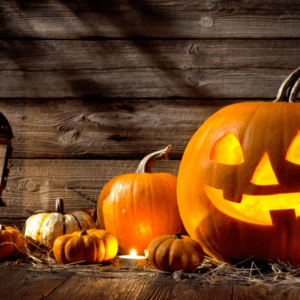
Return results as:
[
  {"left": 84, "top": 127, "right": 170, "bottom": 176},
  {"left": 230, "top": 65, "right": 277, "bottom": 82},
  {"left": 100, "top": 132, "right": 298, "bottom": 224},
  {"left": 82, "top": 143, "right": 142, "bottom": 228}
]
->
[{"left": 202, "top": 184, "right": 300, "bottom": 224}]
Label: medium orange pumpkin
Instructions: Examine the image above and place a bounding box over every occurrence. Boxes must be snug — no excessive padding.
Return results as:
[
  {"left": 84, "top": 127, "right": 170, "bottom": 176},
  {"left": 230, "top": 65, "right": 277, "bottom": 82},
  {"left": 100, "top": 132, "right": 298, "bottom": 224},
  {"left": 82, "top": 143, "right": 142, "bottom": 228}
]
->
[
  {"left": 53, "top": 230, "right": 105, "bottom": 264},
  {"left": 0, "top": 224, "right": 26, "bottom": 260},
  {"left": 177, "top": 67, "right": 300, "bottom": 265},
  {"left": 73, "top": 229, "right": 118, "bottom": 262},
  {"left": 97, "top": 145, "right": 186, "bottom": 255},
  {"left": 147, "top": 233, "right": 204, "bottom": 272}
]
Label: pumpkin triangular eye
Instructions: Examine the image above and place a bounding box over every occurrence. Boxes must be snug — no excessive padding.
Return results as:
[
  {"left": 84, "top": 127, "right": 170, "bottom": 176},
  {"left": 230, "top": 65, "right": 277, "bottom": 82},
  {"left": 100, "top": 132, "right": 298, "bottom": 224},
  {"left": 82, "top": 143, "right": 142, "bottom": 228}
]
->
[
  {"left": 210, "top": 133, "right": 244, "bottom": 165},
  {"left": 250, "top": 152, "right": 279, "bottom": 185},
  {"left": 286, "top": 131, "right": 300, "bottom": 164}
]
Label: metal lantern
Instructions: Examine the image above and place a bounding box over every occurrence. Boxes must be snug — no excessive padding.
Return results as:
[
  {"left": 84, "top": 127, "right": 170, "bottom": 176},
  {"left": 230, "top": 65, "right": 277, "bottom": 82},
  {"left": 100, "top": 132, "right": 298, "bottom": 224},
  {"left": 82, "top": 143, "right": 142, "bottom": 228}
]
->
[{"left": 0, "top": 113, "right": 13, "bottom": 206}]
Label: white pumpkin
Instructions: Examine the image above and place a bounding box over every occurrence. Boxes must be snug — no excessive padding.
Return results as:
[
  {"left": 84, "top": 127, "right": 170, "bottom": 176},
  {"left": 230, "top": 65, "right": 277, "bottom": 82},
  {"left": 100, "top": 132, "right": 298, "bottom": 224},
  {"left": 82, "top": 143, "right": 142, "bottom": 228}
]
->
[{"left": 24, "top": 198, "right": 96, "bottom": 249}]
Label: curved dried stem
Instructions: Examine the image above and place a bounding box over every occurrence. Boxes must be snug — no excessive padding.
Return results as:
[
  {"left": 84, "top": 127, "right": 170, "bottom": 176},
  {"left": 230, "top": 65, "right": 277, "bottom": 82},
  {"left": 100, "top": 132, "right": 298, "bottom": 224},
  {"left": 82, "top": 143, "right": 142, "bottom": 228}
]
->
[
  {"left": 288, "top": 77, "right": 300, "bottom": 103},
  {"left": 55, "top": 198, "right": 64, "bottom": 214},
  {"left": 79, "top": 230, "right": 87, "bottom": 237},
  {"left": 274, "top": 67, "right": 300, "bottom": 102},
  {"left": 135, "top": 145, "right": 172, "bottom": 174}
]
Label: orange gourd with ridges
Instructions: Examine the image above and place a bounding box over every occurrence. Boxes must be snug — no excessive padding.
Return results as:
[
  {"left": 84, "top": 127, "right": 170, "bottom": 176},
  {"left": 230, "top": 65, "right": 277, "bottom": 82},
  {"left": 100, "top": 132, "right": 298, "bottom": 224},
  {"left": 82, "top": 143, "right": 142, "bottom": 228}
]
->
[{"left": 97, "top": 146, "right": 186, "bottom": 255}]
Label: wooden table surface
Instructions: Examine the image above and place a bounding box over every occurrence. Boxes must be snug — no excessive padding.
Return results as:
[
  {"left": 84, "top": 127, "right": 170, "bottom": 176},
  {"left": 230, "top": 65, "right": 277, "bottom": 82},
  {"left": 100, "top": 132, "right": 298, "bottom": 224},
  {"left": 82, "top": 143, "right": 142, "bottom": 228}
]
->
[{"left": 1, "top": 263, "right": 300, "bottom": 300}]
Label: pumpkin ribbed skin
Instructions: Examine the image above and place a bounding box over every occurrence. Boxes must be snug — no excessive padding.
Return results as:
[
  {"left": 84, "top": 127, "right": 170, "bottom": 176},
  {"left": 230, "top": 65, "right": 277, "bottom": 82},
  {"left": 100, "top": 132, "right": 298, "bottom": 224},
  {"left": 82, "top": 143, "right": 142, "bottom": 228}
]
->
[
  {"left": 98, "top": 172, "right": 185, "bottom": 255},
  {"left": 97, "top": 146, "right": 186, "bottom": 256},
  {"left": 53, "top": 231, "right": 105, "bottom": 264},
  {"left": 147, "top": 233, "right": 204, "bottom": 272},
  {"left": 0, "top": 225, "right": 26, "bottom": 260},
  {"left": 24, "top": 203, "right": 96, "bottom": 250},
  {"left": 73, "top": 229, "right": 118, "bottom": 262},
  {"left": 177, "top": 100, "right": 300, "bottom": 265}
]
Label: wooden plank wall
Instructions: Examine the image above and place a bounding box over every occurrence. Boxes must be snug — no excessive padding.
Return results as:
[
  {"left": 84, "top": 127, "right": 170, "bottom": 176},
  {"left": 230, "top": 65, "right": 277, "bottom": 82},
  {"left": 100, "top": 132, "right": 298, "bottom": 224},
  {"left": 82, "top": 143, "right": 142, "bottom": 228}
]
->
[{"left": 1, "top": 0, "right": 300, "bottom": 228}]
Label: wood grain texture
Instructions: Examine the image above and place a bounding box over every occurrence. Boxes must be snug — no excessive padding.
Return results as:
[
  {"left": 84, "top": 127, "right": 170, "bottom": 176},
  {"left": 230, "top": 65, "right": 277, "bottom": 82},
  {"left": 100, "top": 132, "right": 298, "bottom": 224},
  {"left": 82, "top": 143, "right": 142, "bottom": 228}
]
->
[
  {"left": 0, "top": 158, "right": 180, "bottom": 228},
  {"left": 1, "top": 0, "right": 300, "bottom": 39},
  {"left": 0, "top": 68, "right": 291, "bottom": 99},
  {"left": 1, "top": 264, "right": 300, "bottom": 300},
  {"left": 0, "top": 39, "right": 297, "bottom": 100},
  {"left": 0, "top": 99, "right": 235, "bottom": 159},
  {"left": 0, "top": 264, "right": 69, "bottom": 300},
  {"left": 232, "top": 284, "right": 300, "bottom": 300},
  {"left": 43, "top": 272, "right": 233, "bottom": 300},
  {"left": 1, "top": 40, "right": 299, "bottom": 71}
]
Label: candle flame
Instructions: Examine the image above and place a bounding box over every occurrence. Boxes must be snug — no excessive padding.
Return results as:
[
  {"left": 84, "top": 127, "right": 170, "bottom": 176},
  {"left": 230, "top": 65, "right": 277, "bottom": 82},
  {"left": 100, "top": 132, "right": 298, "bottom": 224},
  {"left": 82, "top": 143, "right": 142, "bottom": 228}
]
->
[{"left": 129, "top": 249, "right": 137, "bottom": 257}]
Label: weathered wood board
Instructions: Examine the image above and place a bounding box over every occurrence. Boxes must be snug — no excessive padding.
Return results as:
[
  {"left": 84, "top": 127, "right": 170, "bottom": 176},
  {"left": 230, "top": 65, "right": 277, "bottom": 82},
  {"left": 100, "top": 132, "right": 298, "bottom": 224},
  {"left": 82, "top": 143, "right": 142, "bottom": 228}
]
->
[
  {"left": 1, "top": 263, "right": 300, "bottom": 300},
  {"left": 0, "top": 68, "right": 291, "bottom": 99},
  {"left": 2, "top": 0, "right": 300, "bottom": 39},
  {"left": 0, "top": 99, "right": 233, "bottom": 159},
  {"left": 2, "top": 40, "right": 300, "bottom": 71},
  {"left": 0, "top": 158, "right": 180, "bottom": 228}
]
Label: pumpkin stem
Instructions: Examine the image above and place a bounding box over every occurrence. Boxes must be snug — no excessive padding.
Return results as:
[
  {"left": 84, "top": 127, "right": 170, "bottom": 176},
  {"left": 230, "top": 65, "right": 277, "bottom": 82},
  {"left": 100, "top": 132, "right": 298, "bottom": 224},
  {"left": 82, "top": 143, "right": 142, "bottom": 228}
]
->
[
  {"left": 79, "top": 230, "right": 87, "bottom": 237},
  {"left": 174, "top": 233, "right": 183, "bottom": 239},
  {"left": 289, "top": 78, "right": 300, "bottom": 103},
  {"left": 55, "top": 198, "right": 64, "bottom": 214},
  {"left": 135, "top": 145, "right": 172, "bottom": 174},
  {"left": 274, "top": 66, "right": 300, "bottom": 103}
]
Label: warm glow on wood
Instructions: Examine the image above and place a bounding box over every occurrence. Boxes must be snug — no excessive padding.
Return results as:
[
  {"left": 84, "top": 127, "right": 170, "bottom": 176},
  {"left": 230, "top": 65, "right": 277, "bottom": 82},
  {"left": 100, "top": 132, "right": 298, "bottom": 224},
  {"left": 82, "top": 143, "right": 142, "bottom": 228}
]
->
[
  {"left": 210, "top": 133, "right": 244, "bottom": 165},
  {"left": 250, "top": 152, "right": 279, "bottom": 185}
]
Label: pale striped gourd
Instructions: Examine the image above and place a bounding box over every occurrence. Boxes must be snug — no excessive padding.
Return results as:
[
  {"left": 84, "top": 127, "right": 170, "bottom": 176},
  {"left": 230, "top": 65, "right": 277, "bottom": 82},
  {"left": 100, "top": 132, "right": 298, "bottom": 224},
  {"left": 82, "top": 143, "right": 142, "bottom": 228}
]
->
[{"left": 24, "top": 198, "right": 96, "bottom": 250}]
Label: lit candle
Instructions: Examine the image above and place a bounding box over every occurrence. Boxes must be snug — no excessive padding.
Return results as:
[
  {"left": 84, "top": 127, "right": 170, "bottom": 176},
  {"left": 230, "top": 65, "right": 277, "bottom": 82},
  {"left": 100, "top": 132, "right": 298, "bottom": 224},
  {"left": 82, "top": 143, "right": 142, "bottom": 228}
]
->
[{"left": 119, "top": 249, "right": 147, "bottom": 266}]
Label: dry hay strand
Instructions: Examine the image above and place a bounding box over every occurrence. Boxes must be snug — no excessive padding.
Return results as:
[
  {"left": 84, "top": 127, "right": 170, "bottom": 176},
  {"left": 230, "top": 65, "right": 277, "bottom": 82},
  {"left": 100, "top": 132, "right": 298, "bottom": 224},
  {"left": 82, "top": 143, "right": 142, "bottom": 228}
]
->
[
  {"left": 171, "top": 255, "right": 300, "bottom": 287},
  {"left": 6, "top": 244, "right": 300, "bottom": 287},
  {"left": 3, "top": 227, "right": 300, "bottom": 287},
  {"left": 23, "top": 252, "right": 300, "bottom": 287}
]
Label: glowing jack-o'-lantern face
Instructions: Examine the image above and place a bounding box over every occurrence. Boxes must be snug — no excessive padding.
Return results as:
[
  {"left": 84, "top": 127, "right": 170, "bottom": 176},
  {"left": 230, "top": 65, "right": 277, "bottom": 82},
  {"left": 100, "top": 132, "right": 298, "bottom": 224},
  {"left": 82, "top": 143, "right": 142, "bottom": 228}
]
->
[
  {"left": 203, "top": 131, "right": 300, "bottom": 224},
  {"left": 177, "top": 100, "right": 300, "bottom": 264}
]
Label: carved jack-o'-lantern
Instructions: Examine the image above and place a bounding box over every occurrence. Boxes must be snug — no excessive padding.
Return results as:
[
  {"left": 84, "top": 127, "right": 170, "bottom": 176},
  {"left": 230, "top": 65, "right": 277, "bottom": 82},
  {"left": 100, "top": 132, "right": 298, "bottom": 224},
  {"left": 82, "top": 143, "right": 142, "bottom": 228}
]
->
[{"left": 177, "top": 67, "right": 300, "bottom": 265}]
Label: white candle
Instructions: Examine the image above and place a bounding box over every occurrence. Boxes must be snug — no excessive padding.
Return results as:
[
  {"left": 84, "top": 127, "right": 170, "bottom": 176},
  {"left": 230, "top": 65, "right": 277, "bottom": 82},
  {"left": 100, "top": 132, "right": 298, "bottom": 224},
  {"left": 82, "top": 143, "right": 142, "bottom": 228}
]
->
[{"left": 119, "top": 249, "right": 147, "bottom": 266}]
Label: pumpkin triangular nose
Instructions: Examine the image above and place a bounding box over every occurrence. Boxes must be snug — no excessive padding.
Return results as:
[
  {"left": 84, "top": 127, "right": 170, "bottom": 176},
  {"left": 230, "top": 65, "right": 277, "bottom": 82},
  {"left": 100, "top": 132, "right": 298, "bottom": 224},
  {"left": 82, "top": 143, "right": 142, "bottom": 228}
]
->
[{"left": 250, "top": 152, "right": 279, "bottom": 185}]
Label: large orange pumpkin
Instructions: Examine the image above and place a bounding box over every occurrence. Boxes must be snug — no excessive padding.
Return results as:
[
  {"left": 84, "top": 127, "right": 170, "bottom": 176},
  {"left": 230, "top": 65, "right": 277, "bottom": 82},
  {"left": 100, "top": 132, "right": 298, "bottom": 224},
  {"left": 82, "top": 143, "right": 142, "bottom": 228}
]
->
[
  {"left": 97, "top": 145, "right": 186, "bottom": 255},
  {"left": 177, "top": 67, "right": 300, "bottom": 265}
]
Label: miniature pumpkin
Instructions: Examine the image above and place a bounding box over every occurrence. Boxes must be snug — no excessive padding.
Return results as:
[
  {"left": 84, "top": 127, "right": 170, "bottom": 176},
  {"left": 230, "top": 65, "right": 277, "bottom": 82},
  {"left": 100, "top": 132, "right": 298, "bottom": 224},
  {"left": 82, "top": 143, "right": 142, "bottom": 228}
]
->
[
  {"left": 0, "top": 224, "right": 26, "bottom": 260},
  {"left": 147, "top": 233, "right": 204, "bottom": 272},
  {"left": 53, "top": 230, "right": 105, "bottom": 264},
  {"left": 177, "top": 67, "right": 300, "bottom": 265},
  {"left": 97, "top": 145, "right": 186, "bottom": 255},
  {"left": 24, "top": 198, "right": 96, "bottom": 250},
  {"left": 73, "top": 229, "right": 118, "bottom": 262}
]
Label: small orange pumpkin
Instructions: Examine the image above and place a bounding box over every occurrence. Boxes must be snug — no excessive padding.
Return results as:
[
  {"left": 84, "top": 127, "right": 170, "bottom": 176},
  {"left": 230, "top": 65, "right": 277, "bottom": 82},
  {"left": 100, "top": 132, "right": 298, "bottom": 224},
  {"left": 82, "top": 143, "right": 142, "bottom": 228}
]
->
[
  {"left": 73, "top": 229, "right": 118, "bottom": 262},
  {"left": 97, "top": 145, "right": 186, "bottom": 255},
  {"left": 147, "top": 233, "right": 204, "bottom": 272},
  {"left": 0, "top": 224, "right": 26, "bottom": 260},
  {"left": 53, "top": 230, "right": 105, "bottom": 264}
]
